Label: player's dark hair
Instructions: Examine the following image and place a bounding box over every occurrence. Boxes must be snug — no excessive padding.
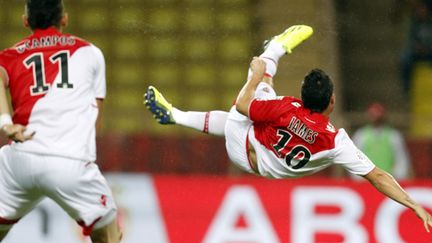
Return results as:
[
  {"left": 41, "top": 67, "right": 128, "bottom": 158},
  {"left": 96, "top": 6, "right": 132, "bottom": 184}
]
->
[
  {"left": 25, "top": 0, "right": 64, "bottom": 30},
  {"left": 301, "top": 69, "right": 334, "bottom": 113}
]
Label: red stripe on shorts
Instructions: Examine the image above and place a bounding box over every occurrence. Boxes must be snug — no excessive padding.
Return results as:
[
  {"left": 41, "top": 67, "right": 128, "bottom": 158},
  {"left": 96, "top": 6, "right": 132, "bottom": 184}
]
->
[
  {"left": 77, "top": 216, "right": 102, "bottom": 236},
  {"left": 0, "top": 216, "right": 19, "bottom": 225},
  {"left": 203, "top": 112, "right": 210, "bottom": 134}
]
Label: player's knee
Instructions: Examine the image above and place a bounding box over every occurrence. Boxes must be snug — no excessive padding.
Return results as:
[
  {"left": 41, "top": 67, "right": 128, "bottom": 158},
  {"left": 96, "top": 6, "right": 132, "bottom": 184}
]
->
[
  {"left": 78, "top": 208, "right": 120, "bottom": 241},
  {"left": 90, "top": 219, "right": 122, "bottom": 243},
  {"left": 89, "top": 209, "right": 121, "bottom": 243},
  {"left": 262, "top": 76, "right": 274, "bottom": 87},
  {"left": 93, "top": 208, "right": 117, "bottom": 231}
]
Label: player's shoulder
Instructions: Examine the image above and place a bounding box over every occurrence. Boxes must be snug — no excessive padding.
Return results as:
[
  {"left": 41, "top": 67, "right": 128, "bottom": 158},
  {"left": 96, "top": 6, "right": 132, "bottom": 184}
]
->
[
  {"left": 63, "top": 34, "right": 105, "bottom": 60},
  {"left": 0, "top": 48, "right": 13, "bottom": 60},
  {"left": 334, "top": 128, "right": 354, "bottom": 148},
  {"left": 0, "top": 45, "right": 24, "bottom": 68},
  {"left": 71, "top": 34, "right": 103, "bottom": 50},
  {"left": 274, "top": 96, "right": 304, "bottom": 111},
  {"left": 283, "top": 96, "right": 303, "bottom": 105},
  {"left": 312, "top": 121, "right": 338, "bottom": 148},
  {"left": 65, "top": 33, "right": 91, "bottom": 47},
  {"left": 64, "top": 34, "right": 99, "bottom": 51},
  {"left": 0, "top": 38, "right": 27, "bottom": 58}
]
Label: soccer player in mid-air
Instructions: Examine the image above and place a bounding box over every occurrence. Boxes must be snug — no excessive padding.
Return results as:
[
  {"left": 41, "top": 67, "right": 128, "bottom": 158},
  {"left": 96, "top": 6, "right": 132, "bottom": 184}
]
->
[
  {"left": 0, "top": 0, "right": 121, "bottom": 242},
  {"left": 145, "top": 25, "right": 432, "bottom": 231}
]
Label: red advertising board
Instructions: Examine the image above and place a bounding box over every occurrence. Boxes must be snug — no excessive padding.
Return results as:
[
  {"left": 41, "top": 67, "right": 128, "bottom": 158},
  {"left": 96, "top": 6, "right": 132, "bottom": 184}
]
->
[{"left": 154, "top": 176, "right": 432, "bottom": 243}]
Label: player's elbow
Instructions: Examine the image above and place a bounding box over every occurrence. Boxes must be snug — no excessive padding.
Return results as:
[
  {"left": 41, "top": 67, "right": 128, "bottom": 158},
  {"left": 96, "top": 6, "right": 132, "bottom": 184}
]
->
[{"left": 364, "top": 167, "right": 394, "bottom": 188}]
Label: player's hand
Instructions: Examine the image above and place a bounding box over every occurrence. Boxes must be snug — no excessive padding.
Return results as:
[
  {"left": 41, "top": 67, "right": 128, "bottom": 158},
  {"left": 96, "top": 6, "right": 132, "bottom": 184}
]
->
[
  {"left": 413, "top": 205, "right": 432, "bottom": 232},
  {"left": 250, "top": 57, "right": 266, "bottom": 76},
  {"left": 1, "top": 124, "right": 35, "bottom": 142}
]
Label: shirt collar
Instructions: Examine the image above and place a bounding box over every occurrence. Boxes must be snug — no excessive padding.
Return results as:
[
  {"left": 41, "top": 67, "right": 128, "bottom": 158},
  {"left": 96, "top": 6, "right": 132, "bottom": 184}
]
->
[
  {"left": 302, "top": 108, "right": 329, "bottom": 124},
  {"left": 33, "top": 27, "right": 62, "bottom": 36}
]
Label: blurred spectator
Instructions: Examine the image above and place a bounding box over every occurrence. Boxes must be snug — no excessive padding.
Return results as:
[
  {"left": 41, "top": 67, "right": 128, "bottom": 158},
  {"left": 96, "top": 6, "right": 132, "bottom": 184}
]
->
[
  {"left": 400, "top": 0, "right": 432, "bottom": 94},
  {"left": 352, "top": 103, "right": 413, "bottom": 179}
]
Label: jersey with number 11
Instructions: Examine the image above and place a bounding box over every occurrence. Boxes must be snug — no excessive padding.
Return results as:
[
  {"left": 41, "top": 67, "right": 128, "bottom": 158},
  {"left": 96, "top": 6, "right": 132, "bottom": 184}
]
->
[{"left": 0, "top": 27, "right": 106, "bottom": 162}]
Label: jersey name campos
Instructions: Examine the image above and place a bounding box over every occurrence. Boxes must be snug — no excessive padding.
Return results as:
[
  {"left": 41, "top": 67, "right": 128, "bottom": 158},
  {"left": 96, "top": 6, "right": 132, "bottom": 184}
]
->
[
  {"left": 249, "top": 96, "right": 374, "bottom": 178},
  {"left": 0, "top": 27, "right": 106, "bottom": 161}
]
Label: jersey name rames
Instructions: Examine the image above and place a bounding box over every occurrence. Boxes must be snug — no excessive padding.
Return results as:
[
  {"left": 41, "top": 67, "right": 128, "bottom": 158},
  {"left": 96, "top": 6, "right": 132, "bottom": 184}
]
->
[{"left": 287, "top": 116, "right": 318, "bottom": 144}]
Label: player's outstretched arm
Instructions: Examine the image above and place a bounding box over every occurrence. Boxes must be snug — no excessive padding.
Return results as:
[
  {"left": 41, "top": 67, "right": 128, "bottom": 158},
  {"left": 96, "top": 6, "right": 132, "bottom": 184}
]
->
[
  {"left": 236, "top": 57, "right": 266, "bottom": 116},
  {"left": 0, "top": 70, "right": 34, "bottom": 142},
  {"left": 363, "top": 167, "right": 432, "bottom": 232}
]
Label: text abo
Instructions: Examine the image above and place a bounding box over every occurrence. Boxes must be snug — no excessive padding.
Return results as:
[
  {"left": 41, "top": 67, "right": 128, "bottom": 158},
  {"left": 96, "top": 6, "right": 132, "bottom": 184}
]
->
[{"left": 203, "top": 186, "right": 432, "bottom": 243}]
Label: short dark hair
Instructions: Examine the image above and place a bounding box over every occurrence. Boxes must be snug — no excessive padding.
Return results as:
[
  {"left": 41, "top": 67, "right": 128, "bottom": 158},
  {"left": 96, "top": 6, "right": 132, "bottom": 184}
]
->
[
  {"left": 301, "top": 69, "right": 334, "bottom": 113},
  {"left": 26, "top": 0, "right": 64, "bottom": 30}
]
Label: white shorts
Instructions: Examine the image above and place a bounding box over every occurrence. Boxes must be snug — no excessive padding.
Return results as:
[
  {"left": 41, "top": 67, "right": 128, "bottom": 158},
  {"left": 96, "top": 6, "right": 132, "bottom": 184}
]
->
[
  {"left": 0, "top": 145, "right": 116, "bottom": 233},
  {"left": 224, "top": 82, "right": 277, "bottom": 173}
]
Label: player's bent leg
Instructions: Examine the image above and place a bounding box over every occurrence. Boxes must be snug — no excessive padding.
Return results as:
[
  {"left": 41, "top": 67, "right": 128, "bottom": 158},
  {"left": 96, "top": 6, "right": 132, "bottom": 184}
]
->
[
  {"left": 224, "top": 106, "right": 256, "bottom": 174},
  {"left": 261, "top": 76, "right": 274, "bottom": 87},
  {"left": 90, "top": 218, "right": 122, "bottom": 243},
  {"left": 37, "top": 157, "right": 119, "bottom": 241},
  {"left": 0, "top": 147, "right": 44, "bottom": 242},
  {"left": 255, "top": 25, "right": 314, "bottom": 83}
]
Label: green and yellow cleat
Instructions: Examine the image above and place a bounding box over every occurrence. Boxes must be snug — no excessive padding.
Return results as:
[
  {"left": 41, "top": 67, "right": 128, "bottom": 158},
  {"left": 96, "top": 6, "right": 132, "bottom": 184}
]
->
[
  {"left": 264, "top": 25, "right": 313, "bottom": 54},
  {"left": 144, "top": 86, "right": 176, "bottom": 124}
]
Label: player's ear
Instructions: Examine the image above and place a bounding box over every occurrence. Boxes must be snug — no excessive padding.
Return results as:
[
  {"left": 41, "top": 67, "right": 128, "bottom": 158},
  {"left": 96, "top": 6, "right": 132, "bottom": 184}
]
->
[
  {"left": 22, "top": 14, "right": 29, "bottom": 28},
  {"left": 61, "top": 13, "right": 68, "bottom": 27},
  {"left": 327, "top": 94, "right": 336, "bottom": 114}
]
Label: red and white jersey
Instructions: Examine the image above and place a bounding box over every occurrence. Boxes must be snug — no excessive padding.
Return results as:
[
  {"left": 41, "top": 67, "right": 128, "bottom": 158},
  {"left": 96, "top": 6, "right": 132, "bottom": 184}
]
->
[
  {"left": 0, "top": 27, "right": 106, "bottom": 162},
  {"left": 248, "top": 96, "right": 375, "bottom": 178}
]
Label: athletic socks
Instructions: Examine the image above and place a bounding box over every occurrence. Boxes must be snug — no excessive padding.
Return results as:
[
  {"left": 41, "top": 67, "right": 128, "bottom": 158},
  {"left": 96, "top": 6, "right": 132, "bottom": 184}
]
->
[
  {"left": 247, "top": 40, "right": 286, "bottom": 79},
  {"left": 261, "top": 40, "right": 287, "bottom": 62},
  {"left": 171, "top": 109, "right": 228, "bottom": 136}
]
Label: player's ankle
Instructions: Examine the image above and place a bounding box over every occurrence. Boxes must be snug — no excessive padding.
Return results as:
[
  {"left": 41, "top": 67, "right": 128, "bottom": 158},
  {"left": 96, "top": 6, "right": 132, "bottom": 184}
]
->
[
  {"left": 171, "top": 107, "right": 183, "bottom": 122},
  {"left": 261, "top": 41, "right": 286, "bottom": 61}
]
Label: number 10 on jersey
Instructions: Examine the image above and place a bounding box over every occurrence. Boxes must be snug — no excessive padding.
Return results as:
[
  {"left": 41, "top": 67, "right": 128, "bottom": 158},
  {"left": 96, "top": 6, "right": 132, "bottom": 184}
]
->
[{"left": 273, "top": 129, "right": 312, "bottom": 169}]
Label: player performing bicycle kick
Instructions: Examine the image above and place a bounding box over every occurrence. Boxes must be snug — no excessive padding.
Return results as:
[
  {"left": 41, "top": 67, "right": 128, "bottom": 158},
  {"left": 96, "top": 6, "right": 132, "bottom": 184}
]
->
[{"left": 144, "top": 25, "right": 432, "bottom": 232}]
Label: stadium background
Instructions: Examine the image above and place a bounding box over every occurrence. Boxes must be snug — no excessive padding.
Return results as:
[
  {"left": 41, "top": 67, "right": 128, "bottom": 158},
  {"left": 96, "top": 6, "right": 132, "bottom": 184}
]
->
[{"left": 1, "top": 0, "right": 432, "bottom": 242}]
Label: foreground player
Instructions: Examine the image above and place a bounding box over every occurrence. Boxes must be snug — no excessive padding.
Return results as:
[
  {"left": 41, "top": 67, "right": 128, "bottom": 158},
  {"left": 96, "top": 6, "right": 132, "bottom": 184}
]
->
[
  {"left": 145, "top": 25, "right": 432, "bottom": 231},
  {"left": 0, "top": 0, "right": 121, "bottom": 242}
]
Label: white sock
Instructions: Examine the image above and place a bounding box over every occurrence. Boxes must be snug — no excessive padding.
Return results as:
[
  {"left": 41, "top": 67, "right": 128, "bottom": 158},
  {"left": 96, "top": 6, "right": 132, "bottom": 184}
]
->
[
  {"left": 171, "top": 109, "right": 228, "bottom": 136},
  {"left": 247, "top": 41, "right": 286, "bottom": 79},
  {"left": 261, "top": 40, "right": 286, "bottom": 61}
]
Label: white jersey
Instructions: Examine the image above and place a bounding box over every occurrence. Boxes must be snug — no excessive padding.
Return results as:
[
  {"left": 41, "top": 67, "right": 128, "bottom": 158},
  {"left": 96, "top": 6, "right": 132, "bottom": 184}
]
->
[{"left": 0, "top": 27, "right": 106, "bottom": 162}]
